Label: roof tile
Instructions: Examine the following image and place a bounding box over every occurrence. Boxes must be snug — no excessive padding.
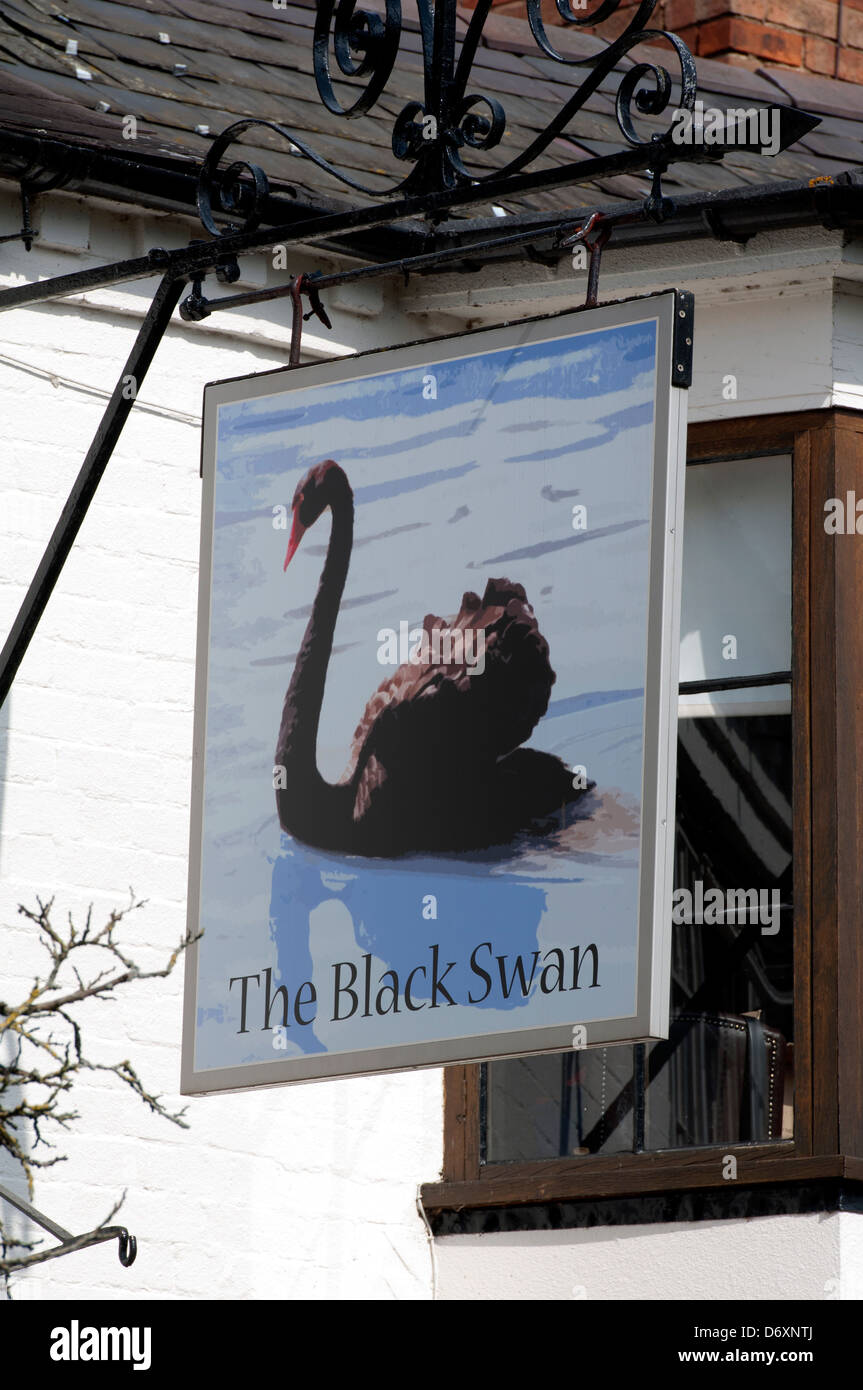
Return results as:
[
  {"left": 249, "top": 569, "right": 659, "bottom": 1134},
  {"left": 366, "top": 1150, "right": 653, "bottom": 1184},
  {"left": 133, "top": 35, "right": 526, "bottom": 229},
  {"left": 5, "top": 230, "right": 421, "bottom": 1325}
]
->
[
  {"left": 0, "top": 0, "right": 858, "bottom": 223},
  {"left": 757, "top": 65, "right": 863, "bottom": 122}
]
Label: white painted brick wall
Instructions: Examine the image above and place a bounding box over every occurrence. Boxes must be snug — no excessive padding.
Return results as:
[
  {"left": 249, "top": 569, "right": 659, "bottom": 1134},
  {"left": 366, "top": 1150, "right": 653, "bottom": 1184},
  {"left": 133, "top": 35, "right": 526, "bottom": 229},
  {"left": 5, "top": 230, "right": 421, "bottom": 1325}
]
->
[{"left": 0, "top": 207, "right": 442, "bottom": 1301}]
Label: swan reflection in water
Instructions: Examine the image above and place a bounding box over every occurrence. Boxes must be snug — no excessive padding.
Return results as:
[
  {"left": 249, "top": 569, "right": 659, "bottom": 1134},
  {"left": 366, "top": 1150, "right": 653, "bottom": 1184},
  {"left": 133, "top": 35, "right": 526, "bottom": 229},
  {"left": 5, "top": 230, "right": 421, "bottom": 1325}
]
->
[{"left": 267, "top": 787, "right": 639, "bottom": 1057}]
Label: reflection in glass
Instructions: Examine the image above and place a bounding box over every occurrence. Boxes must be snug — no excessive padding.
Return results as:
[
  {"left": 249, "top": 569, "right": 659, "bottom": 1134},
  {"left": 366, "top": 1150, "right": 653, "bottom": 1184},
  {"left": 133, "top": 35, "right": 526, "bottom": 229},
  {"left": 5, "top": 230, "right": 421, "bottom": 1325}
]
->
[
  {"left": 679, "top": 456, "right": 791, "bottom": 688},
  {"left": 483, "top": 711, "right": 793, "bottom": 1164}
]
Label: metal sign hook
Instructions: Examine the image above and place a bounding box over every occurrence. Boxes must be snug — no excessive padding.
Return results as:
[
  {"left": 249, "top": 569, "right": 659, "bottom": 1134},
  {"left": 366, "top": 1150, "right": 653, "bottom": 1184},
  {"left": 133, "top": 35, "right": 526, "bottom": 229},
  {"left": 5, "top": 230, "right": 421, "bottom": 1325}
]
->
[
  {"left": 559, "top": 163, "right": 675, "bottom": 310},
  {"left": 288, "top": 273, "right": 332, "bottom": 368},
  {"left": 561, "top": 211, "right": 613, "bottom": 310}
]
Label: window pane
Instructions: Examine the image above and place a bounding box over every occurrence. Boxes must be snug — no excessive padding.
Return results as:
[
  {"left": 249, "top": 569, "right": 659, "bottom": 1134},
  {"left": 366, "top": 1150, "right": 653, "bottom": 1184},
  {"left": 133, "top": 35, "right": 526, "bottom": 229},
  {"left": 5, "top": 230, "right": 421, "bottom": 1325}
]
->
[
  {"left": 481, "top": 456, "right": 793, "bottom": 1165},
  {"left": 485, "top": 1050, "right": 635, "bottom": 1162},
  {"left": 482, "top": 710, "right": 793, "bottom": 1162},
  {"left": 653, "top": 710, "right": 792, "bottom": 1148},
  {"left": 679, "top": 456, "right": 791, "bottom": 715}
]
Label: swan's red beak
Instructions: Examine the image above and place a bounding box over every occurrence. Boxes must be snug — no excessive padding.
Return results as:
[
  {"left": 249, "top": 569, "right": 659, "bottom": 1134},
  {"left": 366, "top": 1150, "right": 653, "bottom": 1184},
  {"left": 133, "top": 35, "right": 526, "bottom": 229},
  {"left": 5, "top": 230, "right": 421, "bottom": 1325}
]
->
[{"left": 284, "top": 508, "right": 306, "bottom": 571}]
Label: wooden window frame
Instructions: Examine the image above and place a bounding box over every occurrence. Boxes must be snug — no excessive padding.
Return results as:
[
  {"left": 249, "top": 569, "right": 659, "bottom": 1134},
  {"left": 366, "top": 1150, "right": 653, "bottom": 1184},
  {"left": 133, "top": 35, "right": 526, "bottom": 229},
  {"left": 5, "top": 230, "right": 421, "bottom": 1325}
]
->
[{"left": 422, "top": 408, "right": 863, "bottom": 1217}]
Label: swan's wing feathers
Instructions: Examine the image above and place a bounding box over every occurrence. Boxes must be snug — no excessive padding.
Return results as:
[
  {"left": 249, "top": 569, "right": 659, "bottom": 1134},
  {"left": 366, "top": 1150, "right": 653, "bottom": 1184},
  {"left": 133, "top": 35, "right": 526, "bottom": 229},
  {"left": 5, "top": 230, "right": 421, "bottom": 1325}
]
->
[
  {"left": 463, "top": 576, "right": 557, "bottom": 757},
  {"left": 344, "top": 610, "right": 447, "bottom": 773},
  {"left": 345, "top": 578, "right": 555, "bottom": 788},
  {"left": 351, "top": 751, "right": 388, "bottom": 826}
]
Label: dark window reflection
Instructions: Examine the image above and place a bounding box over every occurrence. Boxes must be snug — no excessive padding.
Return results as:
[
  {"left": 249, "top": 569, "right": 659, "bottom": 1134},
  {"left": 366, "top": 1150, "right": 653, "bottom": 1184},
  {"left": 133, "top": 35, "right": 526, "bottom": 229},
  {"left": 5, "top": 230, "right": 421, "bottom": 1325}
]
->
[{"left": 483, "top": 710, "right": 793, "bottom": 1164}]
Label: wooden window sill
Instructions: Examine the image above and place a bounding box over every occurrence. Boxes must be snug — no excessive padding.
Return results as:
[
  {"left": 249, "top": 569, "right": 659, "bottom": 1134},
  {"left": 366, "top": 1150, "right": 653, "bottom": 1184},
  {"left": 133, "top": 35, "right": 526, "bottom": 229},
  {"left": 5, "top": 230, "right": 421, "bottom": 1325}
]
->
[{"left": 421, "top": 1146, "right": 851, "bottom": 1218}]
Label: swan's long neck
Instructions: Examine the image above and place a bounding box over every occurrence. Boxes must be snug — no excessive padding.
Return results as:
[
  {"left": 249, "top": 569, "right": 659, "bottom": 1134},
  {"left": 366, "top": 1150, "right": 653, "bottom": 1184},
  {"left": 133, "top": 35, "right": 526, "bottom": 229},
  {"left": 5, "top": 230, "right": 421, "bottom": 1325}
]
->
[
  {"left": 275, "top": 483, "right": 354, "bottom": 840},
  {"left": 277, "top": 490, "right": 353, "bottom": 775}
]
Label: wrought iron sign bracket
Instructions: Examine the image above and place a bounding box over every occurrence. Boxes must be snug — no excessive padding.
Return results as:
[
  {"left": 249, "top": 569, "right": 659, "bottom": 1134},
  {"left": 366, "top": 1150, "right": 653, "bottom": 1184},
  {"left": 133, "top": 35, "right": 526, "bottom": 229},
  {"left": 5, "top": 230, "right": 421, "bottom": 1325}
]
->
[
  {"left": 180, "top": 271, "right": 207, "bottom": 323},
  {"left": 0, "top": 1180, "right": 137, "bottom": 1273},
  {"left": 0, "top": 0, "right": 823, "bottom": 717},
  {"left": 180, "top": 161, "right": 683, "bottom": 325},
  {"left": 193, "top": 1, "right": 818, "bottom": 246},
  {"left": 179, "top": 240, "right": 243, "bottom": 322}
]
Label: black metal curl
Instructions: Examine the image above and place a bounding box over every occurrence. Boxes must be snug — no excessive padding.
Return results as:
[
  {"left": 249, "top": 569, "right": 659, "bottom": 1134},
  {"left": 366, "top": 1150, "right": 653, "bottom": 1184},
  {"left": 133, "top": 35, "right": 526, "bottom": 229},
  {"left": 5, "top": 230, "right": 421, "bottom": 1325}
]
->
[
  {"left": 528, "top": 0, "right": 657, "bottom": 65},
  {"left": 615, "top": 31, "right": 697, "bottom": 147},
  {"left": 455, "top": 94, "right": 506, "bottom": 152},
  {"left": 618, "top": 61, "right": 671, "bottom": 134},
  {"left": 90, "top": 1226, "right": 138, "bottom": 1266},
  {"left": 391, "top": 101, "right": 428, "bottom": 162},
  {"left": 456, "top": 12, "right": 696, "bottom": 184},
  {"left": 197, "top": 118, "right": 406, "bottom": 237},
  {"left": 217, "top": 160, "right": 270, "bottom": 231},
  {"left": 314, "top": 0, "right": 402, "bottom": 119},
  {"left": 197, "top": 123, "right": 272, "bottom": 237},
  {"left": 393, "top": 93, "right": 506, "bottom": 171},
  {"left": 116, "top": 1229, "right": 137, "bottom": 1267},
  {"left": 446, "top": 94, "right": 507, "bottom": 179}
]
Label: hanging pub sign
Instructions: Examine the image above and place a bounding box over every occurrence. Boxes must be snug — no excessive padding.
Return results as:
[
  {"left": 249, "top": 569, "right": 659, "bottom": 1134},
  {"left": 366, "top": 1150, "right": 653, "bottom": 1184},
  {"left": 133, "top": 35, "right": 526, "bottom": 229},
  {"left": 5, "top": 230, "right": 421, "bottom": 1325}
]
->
[{"left": 181, "top": 291, "right": 690, "bottom": 1093}]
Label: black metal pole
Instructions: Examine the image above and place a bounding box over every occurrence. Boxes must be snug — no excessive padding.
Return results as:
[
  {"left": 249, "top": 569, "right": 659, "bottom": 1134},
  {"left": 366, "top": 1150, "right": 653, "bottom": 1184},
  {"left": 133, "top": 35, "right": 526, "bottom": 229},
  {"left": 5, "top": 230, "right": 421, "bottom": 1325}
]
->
[
  {"left": 0, "top": 247, "right": 175, "bottom": 313},
  {"left": 0, "top": 105, "right": 826, "bottom": 320},
  {"left": 0, "top": 147, "right": 658, "bottom": 315},
  {"left": 0, "top": 137, "right": 786, "bottom": 317},
  {"left": 0, "top": 273, "right": 184, "bottom": 711},
  {"left": 0, "top": 1180, "right": 72, "bottom": 1242},
  {"left": 183, "top": 212, "right": 594, "bottom": 319},
  {"left": 678, "top": 671, "right": 791, "bottom": 695}
]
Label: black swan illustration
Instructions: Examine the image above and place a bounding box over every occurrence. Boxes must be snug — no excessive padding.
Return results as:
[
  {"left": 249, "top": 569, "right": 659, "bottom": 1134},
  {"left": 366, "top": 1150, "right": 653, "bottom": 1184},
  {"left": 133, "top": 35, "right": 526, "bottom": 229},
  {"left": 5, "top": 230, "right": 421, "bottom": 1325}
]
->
[{"left": 274, "top": 459, "right": 592, "bottom": 856}]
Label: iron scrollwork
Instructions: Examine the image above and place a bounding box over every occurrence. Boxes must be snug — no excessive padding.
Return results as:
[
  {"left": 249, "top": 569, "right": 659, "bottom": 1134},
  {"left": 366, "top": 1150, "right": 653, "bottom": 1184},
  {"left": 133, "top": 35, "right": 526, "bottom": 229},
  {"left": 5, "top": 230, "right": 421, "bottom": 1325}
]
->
[
  {"left": 313, "top": 0, "right": 403, "bottom": 119},
  {"left": 196, "top": 0, "right": 697, "bottom": 234}
]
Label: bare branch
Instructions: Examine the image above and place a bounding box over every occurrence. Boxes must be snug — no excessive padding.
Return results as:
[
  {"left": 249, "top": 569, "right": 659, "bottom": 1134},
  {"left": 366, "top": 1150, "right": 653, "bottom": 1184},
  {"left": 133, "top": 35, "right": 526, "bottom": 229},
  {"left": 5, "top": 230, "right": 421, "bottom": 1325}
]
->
[{"left": 1, "top": 896, "right": 196, "bottom": 1291}]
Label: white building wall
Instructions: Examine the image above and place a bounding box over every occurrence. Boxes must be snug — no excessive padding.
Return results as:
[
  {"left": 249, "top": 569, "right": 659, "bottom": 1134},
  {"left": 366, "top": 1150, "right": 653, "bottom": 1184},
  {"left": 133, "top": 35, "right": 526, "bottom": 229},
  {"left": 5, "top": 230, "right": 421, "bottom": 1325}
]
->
[
  {"left": 0, "top": 191, "right": 445, "bottom": 1301},
  {"left": 1, "top": 187, "right": 862, "bottom": 1300},
  {"left": 434, "top": 1215, "right": 842, "bottom": 1302}
]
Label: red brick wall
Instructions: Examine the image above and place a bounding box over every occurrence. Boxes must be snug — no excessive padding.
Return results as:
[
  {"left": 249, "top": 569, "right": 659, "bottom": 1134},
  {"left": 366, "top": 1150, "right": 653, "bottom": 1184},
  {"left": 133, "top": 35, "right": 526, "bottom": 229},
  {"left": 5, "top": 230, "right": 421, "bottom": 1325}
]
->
[{"left": 467, "top": 0, "right": 859, "bottom": 77}]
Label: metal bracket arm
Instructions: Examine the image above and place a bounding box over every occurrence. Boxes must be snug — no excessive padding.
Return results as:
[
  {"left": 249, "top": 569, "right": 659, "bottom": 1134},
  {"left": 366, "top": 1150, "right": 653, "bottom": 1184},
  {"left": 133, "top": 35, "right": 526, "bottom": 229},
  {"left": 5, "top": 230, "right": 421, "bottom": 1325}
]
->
[
  {"left": 0, "top": 1181, "right": 137, "bottom": 1270},
  {"left": 0, "top": 272, "right": 185, "bottom": 710}
]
